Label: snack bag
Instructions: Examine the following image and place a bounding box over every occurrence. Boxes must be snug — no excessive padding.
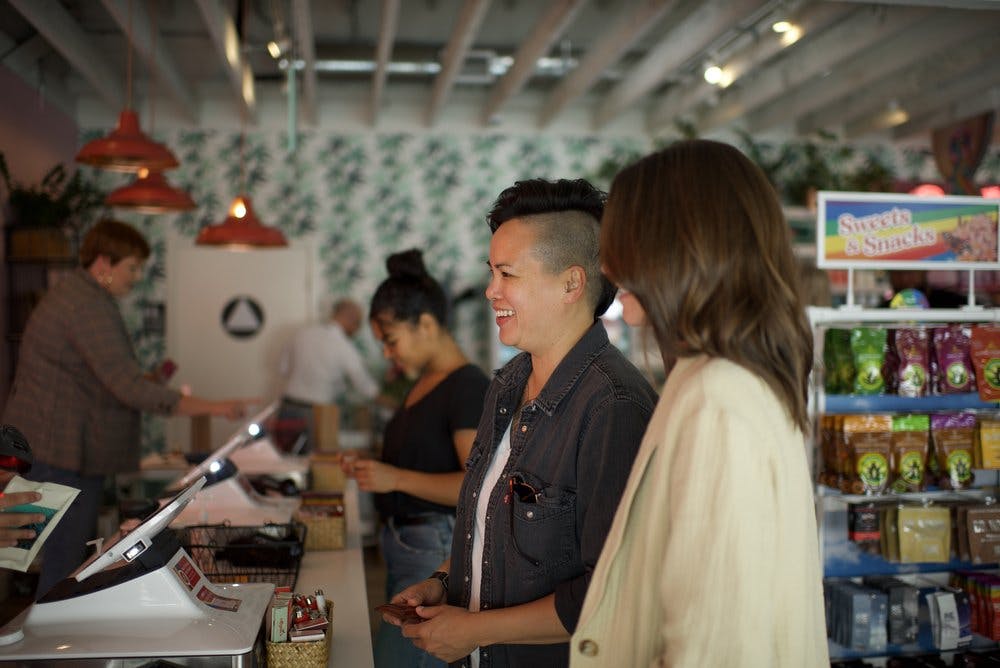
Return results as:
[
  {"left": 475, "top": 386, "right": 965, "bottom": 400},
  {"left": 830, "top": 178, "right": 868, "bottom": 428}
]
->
[
  {"left": 0, "top": 475, "right": 79, "bottom": 571},
  {"left": 844, "top": 414, "right": 893, "bottom": 495},
  {"left": 824, "top": 328, "right": 854, "bottom": 394},
  {"left": 894, "top": 328, "right": 930, "bottom": 397},
  {"left": 851, "top": 328, "right": 887, "bottom": 395},
  {"left": 979, "top": 419, "right": 1000, "bottom": 469},
  {"left": 890, "top": 414, "right": 929, "bottom": 493},
  {"left": 972, "top": 325, "right": 1000, "bottom": 402},
  {"left": 932, "top": 413, "right": 977, "bottom": 490},
  {"left": 933, "top": 325, "right": 975, "bottom": 394},
  {"left": 897, "top": 505, "right": 951, "bottom": 563}
]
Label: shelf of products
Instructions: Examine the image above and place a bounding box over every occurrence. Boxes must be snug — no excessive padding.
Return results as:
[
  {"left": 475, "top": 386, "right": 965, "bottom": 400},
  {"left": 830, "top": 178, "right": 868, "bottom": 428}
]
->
[{"left": 810, "top": 308, "right": 1000, "bottom": 665}]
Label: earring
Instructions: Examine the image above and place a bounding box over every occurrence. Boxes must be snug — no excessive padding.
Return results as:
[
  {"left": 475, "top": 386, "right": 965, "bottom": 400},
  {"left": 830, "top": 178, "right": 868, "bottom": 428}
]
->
[{"left": 102, "top": 274, "right": 113, "bottom": 286}]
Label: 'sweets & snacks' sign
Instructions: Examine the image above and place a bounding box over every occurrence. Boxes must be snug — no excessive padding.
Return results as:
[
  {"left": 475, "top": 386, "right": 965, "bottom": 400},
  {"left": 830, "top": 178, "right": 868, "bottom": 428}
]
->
[{"left": 817, "top": 191, "right": 1000, "bottom": 269}]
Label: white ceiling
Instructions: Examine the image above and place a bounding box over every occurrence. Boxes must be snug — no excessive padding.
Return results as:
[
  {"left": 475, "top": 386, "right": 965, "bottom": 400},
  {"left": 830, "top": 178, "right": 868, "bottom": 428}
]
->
[{"left": 1, "top": 0, "right": 998, "bottom": 142}]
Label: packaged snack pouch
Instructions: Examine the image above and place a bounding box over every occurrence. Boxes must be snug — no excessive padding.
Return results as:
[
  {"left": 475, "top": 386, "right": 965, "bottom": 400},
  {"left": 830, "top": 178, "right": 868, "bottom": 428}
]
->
[
  {"left": 890, "top": 414, "right": 929, "bottom": 492},
  {"left": 933, "top": 325, "right": 975, "bottom": 394},
  {"left": 894, "top": 328, "right": 930, "bottom": 397},
  {"left": 979, "top": 419, "right": 1000, "bottom": 469},
  {"left": 897, "top": 505, "right": 951, "bottom": 563},
  {"left": 851, "top": 328, "right": 887, "bottom": 395},
  {"left": 972, "top": 325, "right": 1000, "bottom": 402},
  {"left": 824, "top": 328, "right": 854, "bottom": 394},
  {"left": 932, "top": 413, "right": 977, "bottom": 490},
  {"left": 844, "top": 414, "right": 893, "bottom": 494}
]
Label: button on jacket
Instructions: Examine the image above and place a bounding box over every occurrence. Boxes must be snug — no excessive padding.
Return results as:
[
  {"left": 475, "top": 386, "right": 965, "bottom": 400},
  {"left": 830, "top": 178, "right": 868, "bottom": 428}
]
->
[
  {"left": 3, "top": 269, "right": 180, "bottom": 475},
  {"left": 448, "top": 321, "right": 657, "bottom": 668}
]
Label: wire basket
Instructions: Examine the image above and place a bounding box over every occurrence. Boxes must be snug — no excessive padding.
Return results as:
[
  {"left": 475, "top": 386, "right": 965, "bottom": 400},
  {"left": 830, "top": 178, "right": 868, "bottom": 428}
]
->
[{"left": 173, "top": 521, "right": 307, "bottom": 589}]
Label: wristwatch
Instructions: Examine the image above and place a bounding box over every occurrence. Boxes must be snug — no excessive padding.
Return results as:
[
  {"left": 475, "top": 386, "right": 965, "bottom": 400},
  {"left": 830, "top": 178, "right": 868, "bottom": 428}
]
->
[{"left": 428, "top": 570, "right": 449, "bottom": 593}]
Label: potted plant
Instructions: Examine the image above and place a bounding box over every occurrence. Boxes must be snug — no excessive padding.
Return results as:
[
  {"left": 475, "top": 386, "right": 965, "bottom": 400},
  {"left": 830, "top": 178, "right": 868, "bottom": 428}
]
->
[{"left": 0, "top": 152, "right": 104, "bottom": 259}]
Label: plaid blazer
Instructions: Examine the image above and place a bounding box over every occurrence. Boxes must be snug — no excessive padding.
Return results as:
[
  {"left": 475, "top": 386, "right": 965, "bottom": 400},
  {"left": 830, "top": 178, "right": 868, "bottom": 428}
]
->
[{"left": 2, "top": 269, "right": 180, "bottom": 475}]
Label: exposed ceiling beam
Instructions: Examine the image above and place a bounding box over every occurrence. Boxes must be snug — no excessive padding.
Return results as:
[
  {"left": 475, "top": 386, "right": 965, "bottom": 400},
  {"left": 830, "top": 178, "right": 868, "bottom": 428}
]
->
[
  {"left": 426, "top": 0, "right": 492, "bottom": 126},
  {"left": 0, "top": 33, "right": 75, "bottom": 116},
  {"left": 8, "top": 0, "right": 124, "bottom": 112},
  {"left": 594, "top": 0, "right": 761, "bottom": 129},
  {"left": 695, "top": 4, "right": 928, "bottom": 133},
  {"left": 647, "top": 1, "right": 852, "bottom": 131},
  {"left": 193, "top": 0, "right": 256, "bottom": 122},
  {"left": 745, "top": 10, "right": 984, "bottom": 132},
  {"left": 798, "top": 29, "right": 1000, "bottom": 136},
  {"left": 481, "top": 0, "right": 586, "bottom": 124},
  {"left": 291, "top": 0, "right": 317, "bottom": 126},
  {"left": 830, "top": 0, "right": 1000, "bottom": 9},
  {"left": 888, "top": 66, "right": 1000, "bottom": 139},
  {"left": 99, "top": 0, "right": 197, "bottom": 124},
  {"left": 371, "top": 0, "right": 401, "bottom": 125},
  {"left": 539, "top": 0, "right": 679, "bottom": 128}
]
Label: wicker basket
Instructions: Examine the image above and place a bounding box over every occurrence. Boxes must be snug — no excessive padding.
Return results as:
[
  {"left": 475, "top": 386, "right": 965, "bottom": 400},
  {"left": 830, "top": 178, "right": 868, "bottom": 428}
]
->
[
  {"left": 266, "top": 600, "right": 333, "bottom": 668},
  {"left": 296, "top": 492, "right": 346, "bottom": 551}
]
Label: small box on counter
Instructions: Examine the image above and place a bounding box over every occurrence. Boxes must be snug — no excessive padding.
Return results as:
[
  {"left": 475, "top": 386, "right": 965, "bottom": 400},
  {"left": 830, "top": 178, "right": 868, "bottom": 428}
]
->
[
  {"left": 269, "top": 586, "right": 294, "bottom": 643},
  {"left": 295, "top": 491, "right": 346, "bottom": 551},
  {"left": 309, "top": 453, "right": 346, "bottom": 492}
]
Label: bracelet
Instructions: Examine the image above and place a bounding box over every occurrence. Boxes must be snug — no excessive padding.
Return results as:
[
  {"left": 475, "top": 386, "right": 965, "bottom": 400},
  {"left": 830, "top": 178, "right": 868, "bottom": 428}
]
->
[{"left": 428, "top": 570, "right": 449, "bottom": 594}]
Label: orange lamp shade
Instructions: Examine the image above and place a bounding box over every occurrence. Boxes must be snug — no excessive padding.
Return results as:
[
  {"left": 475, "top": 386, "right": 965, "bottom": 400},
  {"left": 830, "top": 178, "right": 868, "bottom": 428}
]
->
[
  {"left": 105, "top": 169, "right": 196, "bottom": 213},
  {"left": 195, "top": 196, "right": 287, "bottom": 247},
  {"left": 76, "top": 110, "right": 179, "bottom": 173}
]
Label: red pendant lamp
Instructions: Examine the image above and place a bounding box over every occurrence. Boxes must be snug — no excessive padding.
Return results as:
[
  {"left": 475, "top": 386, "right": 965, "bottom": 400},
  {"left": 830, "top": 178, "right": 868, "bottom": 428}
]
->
[
  {"left": 105, "top": 167, "right": 196, "bottom": 213},
  {"left": 76, "top": 110, "right": 179, "bottom": 173},
  {"left": 75, "top": 1, "right": 179, "bottom": 174},
  {"left": 195, "top": 195, "right": 287, "bottom": 247}
]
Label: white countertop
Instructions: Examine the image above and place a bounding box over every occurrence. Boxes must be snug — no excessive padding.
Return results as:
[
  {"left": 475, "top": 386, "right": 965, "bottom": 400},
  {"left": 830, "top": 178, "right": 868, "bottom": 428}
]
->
[{"left": 295, "top": 479, "right": 375, "bottom": 668}]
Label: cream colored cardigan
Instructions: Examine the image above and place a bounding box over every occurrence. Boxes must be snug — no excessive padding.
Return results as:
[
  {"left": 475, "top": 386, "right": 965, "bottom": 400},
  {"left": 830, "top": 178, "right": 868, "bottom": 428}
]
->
[{"left": 571, "top": 355, "right": 829, "bottom": 667}]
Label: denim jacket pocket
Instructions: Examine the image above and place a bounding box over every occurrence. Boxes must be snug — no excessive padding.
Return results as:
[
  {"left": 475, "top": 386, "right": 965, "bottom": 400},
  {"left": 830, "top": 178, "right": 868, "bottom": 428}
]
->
[{"left": 507, "top": 471, "right": 576, "bottom": 579}]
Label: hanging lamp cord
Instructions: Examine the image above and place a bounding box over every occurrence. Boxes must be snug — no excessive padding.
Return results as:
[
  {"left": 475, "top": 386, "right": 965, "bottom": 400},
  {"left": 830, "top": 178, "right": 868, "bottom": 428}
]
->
[{"left": 125, "top": 0, "right": 133, "bottom": 110}]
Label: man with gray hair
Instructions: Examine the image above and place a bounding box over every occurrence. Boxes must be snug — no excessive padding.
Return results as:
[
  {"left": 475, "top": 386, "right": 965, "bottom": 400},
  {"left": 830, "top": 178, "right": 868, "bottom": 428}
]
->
[{"left": 276, "top": 298, "right": 379, "bottom": 452}]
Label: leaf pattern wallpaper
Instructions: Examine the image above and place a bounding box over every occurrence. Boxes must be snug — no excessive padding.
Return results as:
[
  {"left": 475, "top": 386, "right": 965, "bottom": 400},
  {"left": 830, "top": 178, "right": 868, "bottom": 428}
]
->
[
  {"left": 81, "top": 128, "right": 996, "bottom": 454},
  {"left": 84, "top": 129, "right": 654, "bottom": 452}
]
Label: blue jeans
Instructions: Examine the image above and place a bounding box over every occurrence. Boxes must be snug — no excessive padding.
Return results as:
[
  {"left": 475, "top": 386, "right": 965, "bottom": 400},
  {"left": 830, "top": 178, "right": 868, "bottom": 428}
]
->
[
  {"left": 374, "top": 514, "right": 454, "bottom": 668},
  {"left": 27, "top": 462, "right": 105, "bottom": 599}
]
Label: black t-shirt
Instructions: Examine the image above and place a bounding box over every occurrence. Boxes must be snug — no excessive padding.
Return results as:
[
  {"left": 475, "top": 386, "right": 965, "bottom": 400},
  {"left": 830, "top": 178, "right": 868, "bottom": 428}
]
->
[{"left": 374, "top": 363, "right": 489, "bottom": 520}]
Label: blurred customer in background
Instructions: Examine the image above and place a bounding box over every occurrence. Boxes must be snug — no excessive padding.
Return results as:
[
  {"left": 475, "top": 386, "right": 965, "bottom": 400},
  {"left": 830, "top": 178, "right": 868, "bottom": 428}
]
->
[
  {"left": 276, "top": 298, "right": 381, "bottom": 452},
  {"left": 2, "top": 219, "right": 251, "bottom": 597}
]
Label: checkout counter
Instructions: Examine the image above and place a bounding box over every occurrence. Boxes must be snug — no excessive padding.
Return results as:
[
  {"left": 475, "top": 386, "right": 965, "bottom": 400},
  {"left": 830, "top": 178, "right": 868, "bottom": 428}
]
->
[
  {"left": 298, "top": 478, "right": 374, "bottom": 668},
  {"left": 1, "top": 448, "right": 375, "bottom": 667}
]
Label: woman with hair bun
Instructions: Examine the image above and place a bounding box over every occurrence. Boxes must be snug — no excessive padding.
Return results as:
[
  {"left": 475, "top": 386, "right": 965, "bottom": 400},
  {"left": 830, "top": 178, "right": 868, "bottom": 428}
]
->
[{"left": 344, "top": 248, "right": 489, "bottom": 668}]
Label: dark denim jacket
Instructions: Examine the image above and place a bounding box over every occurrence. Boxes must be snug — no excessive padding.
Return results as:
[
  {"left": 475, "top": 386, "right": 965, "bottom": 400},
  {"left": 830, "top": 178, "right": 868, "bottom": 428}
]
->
[{"left": 447, "top": 321, "right": 657, "bottom": 668}]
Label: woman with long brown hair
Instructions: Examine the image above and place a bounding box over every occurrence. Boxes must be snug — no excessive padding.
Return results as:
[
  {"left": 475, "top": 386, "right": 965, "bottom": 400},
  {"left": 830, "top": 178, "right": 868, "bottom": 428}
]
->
[{"left": 571, "top": 140, "right": 828, "bottom": 667}]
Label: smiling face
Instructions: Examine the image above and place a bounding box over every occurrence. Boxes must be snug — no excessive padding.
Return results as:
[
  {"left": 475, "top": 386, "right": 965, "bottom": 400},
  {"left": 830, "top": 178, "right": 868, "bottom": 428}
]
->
[{"left": 486, "top": 218, "right": 572, "bottom": 357}]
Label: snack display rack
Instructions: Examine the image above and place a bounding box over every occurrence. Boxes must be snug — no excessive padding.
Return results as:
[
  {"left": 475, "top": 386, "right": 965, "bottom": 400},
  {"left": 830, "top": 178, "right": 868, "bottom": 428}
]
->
[{"left": 809, "top": 306, "right": 1000, "bottom": 664}]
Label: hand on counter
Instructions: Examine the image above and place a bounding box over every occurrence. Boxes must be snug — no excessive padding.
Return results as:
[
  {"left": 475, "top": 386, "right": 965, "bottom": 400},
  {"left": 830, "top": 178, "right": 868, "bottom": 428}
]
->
[{"left": 0, "top": 471, "right": 44, "bottom": 548}]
